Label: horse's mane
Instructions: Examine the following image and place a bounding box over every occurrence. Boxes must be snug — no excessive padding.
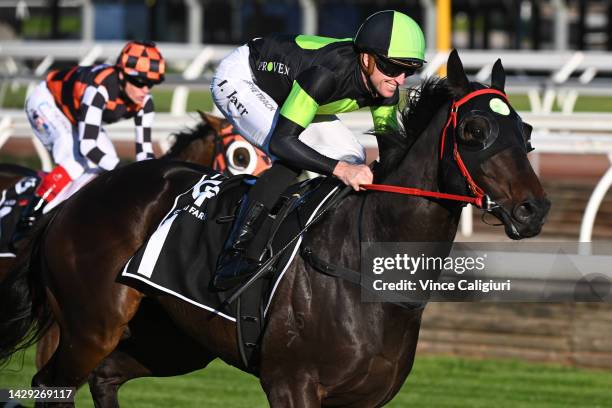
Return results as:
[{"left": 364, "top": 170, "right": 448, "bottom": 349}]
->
[
  {"left": 374, "top": 77, "right": 453, "bottom": 181},
  {"left": 163, "top": 123, "right": 214, "bottom": 159}
]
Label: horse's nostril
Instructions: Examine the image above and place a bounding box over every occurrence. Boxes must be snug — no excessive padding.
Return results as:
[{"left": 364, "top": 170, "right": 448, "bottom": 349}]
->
[{"left": 514, "top": 202, "right": 534, "bottom": 221}]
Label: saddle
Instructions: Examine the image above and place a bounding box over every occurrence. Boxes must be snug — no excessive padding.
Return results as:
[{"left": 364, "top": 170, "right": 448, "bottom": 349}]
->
[
  {"left": 119, "top": 170, "right": 344, "bottom": 370},
  {"left": 225, "top": 175, "right": 344, "bottom": 369}
]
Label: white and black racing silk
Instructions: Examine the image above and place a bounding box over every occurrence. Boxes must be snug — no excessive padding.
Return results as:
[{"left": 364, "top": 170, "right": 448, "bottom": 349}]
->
[{"left": 47, "top": 65, "right": 155, "bottom": 168}]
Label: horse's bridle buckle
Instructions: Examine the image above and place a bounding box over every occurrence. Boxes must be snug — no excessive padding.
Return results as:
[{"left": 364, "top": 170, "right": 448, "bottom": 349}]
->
[{"left": 481, "top": 195, "right": 498, "bottom": 211}]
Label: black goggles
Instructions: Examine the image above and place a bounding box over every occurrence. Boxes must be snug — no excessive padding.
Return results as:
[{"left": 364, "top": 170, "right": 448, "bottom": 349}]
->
[
  {"left": 374, "top": 55, "right": 421, "bottom": 78},
  {"left": 125, "top": 75, "right": 155, "bottom": 89}
]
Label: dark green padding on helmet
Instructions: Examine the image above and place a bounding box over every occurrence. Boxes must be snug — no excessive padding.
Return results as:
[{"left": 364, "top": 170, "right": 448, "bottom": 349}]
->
[{"left": 354, "top": 10, "right": 425, "bottom": 64}]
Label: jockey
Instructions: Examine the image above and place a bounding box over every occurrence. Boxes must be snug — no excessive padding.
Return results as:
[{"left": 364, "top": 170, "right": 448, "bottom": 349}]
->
[
  {"left": 15, "top": 40, "right": 165, "bottom": 238},
  {"left": 211, "top": 10, "right": 426, "bottom": 290}
]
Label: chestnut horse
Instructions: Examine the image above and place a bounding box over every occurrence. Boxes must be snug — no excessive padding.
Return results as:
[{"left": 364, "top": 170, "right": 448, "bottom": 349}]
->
[{"left": 0, "top": 51, "right": 549, "bottom": 407}]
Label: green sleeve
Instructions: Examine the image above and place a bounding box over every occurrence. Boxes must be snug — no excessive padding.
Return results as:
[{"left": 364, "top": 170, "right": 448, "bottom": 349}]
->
[{"left": 279, "top": 81, "right": 319, "bottom": 128}]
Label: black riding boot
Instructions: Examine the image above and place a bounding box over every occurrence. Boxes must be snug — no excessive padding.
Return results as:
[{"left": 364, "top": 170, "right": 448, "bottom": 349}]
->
[
  {"left": 12, "top": 196, "right": 46, "bottom": 244},
  {"left": 212, "top": 199, "right": 269, "bottom": 291}
]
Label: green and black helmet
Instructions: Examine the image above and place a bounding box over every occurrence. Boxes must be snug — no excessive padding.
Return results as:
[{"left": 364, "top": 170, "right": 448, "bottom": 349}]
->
[{"left": 354, "top": 10, "right": 426, "bottom": 68}]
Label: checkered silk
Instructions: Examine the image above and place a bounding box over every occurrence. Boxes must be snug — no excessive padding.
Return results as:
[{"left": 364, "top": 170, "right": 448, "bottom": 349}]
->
[{"left": 117, "top": 41, "right": 165, "bottom": 83}]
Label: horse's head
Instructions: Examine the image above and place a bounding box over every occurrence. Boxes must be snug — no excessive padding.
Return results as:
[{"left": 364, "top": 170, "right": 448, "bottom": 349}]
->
[
  {"left": 198, "top": 111, "right": 271, "bottom": 176},
  {"left": 164, "top": 112, "right": 219, "bottom": 165},
  {"left": 164, "top": 112, "right": 270, "bottom": 175},
  {"left": 443, "top": 49, "right": 550, "bottom": 239}
]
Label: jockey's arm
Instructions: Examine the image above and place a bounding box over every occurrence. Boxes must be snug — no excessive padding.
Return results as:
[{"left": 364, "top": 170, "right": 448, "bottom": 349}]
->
[
  {"left": 134, "top": 95, "right": 156, "bottom": 161},
  {"left": 77, "top": 84, "right": 120, "bottom": 170},
  {"left": 269, "top": 115, "right": 372, "bottom": 191},
  {"left": 268, "top": 117, "right": 337, "bottom": 175},
  {"left": 270, "top": 66, "right": 372, "bottom": 189},
  {"left": 269, "top": 67, "right": 344, "bottom": 175}
]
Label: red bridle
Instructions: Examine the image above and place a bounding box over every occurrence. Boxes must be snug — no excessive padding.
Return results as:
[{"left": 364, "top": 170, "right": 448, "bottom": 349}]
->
[
  {"left": 362, "top": 88, "right": 507, "bottom": 210},
  {"left": 212, "top": 124, "right": 233, "bottom": 171}
]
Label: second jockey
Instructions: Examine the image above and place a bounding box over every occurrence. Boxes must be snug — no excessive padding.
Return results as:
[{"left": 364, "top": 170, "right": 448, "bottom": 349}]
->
[
  {"left": 211, "top": 10, "right": 426, "bottom": 290},
  {"left": 15, "top": 40, "right": 165, "bottom": 238}
]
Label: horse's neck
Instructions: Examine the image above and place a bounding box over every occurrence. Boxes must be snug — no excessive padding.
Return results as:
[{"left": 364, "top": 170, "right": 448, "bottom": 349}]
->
[
  {"left": 163, "top": 127, "right": 215, "bottom": 166},
  {"left": 366, "top": 103, "right": 462, "bottom": 242},
  {"left": 389, "top": 105, "right": 448, "bottom": 188}
]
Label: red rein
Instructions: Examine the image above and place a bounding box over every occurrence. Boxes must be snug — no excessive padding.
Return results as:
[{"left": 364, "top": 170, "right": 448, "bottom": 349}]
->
[{"left": 360, "top": 183, "right": 483, "bottom": 207}]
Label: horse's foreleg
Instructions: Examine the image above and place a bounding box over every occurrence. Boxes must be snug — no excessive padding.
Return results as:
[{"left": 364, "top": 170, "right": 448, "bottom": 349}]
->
[
  {"left": 88, "top": 298, "right": 216, "bottom": 408},
  {"left": 31, "top": 327, "right": 125, "bottom": 408},
  {"left": 32, "top": 320, "right": 127, "bottom": 387},
  {"left": 36, "top": 322, "right": 59, "bottom": 369},
  {"left": 87, "top": 348, "right": 151, "bottom": 408},
  {"left": 32, "top": 288, "right": 143, "bottom": 406},
  {"left": 262, "top": 374, "right": 323, "bottom": 408}
]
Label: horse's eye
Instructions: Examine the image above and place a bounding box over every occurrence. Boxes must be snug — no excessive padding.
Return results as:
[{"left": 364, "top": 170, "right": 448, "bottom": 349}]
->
[{"left": 460, "top": 117, "right": 489, "bottom": 148}]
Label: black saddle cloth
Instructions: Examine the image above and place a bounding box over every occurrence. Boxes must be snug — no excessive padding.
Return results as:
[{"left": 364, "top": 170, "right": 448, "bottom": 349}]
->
[
  {"left": 118, "top": 168, "right": 343, "bottom": 322},
  {"left": 0, "top": 174, "right": 40, "bottom": 254}
]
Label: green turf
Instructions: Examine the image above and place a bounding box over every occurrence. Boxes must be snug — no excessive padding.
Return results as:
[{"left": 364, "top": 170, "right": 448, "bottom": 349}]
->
[
  {"left": 0, "top": 85, "right": 28, "bottom": 109},
  {"left": 149, "top": 89, "right": 215, "bottom": 113},
  {"left": 21, "top": 15, "right": 81, "bottom": 38},
  {"left": 573, "top": 95, "right": 612, "bottom": 112},
  {"left": 1, "top": 346, "right": 611, "bottom": 407},
  {"left": 0, "top": 154, "right": 44, "bottom": 169},
  {"left": 0, "top": 87, "right": 214, "bottom": 111},
  {"left": 507, "top": 94, "right": 531, "bottom": 111}
]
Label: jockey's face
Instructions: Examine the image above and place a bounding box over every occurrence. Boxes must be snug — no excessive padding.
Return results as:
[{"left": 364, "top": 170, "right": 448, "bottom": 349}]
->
[
  {"left": 123, "top": 80, "right": 150, "bottom": 105},
  {"left": 361, "top": 53, "right": 407, "bottom": 98}
]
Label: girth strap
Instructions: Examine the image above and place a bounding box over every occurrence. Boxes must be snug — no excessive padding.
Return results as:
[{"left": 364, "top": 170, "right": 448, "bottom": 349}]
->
[
  {"left": 301, "top": 247, "right": 425, "bottom": 311},
  {"left": 236, "top": 278, "right": 265, "bottom": 371}
]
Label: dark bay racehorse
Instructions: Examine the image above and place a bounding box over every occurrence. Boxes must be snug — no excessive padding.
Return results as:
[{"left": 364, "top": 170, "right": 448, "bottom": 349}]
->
[{"left": 0, "top": 51, "right": 549, "bottom": 407}]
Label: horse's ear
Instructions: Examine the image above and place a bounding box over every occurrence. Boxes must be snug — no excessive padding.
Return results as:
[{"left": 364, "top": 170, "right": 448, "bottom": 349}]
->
[
  {"left": 446, "top": 49, "right": 470, "bottom": 98},
  {"left": 197, "top": 110, "right": 227, "bottom": 133},
  {"left": 491, "top": 58, "right": 506, "bottom": 92}
]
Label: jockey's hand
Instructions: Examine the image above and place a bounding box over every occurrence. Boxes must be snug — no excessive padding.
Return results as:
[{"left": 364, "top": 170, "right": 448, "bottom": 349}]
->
[{"left": 332, "top": 161, "right": 373, "bottom": 191}]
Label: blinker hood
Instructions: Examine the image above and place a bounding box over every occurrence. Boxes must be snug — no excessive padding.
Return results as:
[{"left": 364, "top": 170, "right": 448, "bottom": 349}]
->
[
  {"left": 440, "top": 88, "right": 531, "bottom": 200},
  {"left": 455, "top": 94, "right": 529, "bottom": 172}
]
